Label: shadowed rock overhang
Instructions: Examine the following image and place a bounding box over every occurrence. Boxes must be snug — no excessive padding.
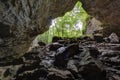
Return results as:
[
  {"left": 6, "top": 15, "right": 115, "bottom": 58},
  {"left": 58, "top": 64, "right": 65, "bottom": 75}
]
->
[{"left": 0, "top": 0, "right": 120, "bottom": 58}]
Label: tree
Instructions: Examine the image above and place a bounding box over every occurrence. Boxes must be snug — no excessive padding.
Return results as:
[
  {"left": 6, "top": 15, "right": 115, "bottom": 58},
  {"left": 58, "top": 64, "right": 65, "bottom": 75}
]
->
[{"left": 38, "top": 1, "right": 90, "bottom": 43}]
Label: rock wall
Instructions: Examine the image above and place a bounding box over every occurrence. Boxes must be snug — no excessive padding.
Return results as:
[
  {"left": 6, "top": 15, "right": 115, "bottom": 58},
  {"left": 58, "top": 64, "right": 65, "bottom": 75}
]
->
[
  {"left": 80, "top": 0, "right": 120, "bottom": 36},
  {"left": 0, "top": 0, "right": 78, "bottom": 59},
  {"left": 86, "top": 18, "right": 102, "bottom": 35},
  {"left": 0, "top": 0, "right": 120, "bottom": 60}
]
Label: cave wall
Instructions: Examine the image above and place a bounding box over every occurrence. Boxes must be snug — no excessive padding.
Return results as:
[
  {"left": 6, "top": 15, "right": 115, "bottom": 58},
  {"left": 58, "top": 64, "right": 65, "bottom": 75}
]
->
[
  {"left": 80, "top": 0, "right": 120, "bottom": 36},
  {"left": 0, "top": 0, "right": 78, "bottom": 58},
  {"left": 0, "top": 0, "right": 120, "bottom": 59},
  {"left": 86, "top": 18, "right": 102, "bottom": 35}
]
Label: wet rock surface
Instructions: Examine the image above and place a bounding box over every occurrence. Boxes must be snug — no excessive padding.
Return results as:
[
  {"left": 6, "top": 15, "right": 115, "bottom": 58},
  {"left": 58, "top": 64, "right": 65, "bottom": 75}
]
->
[{"left": 0, "top": 33, "right": 120, "bottom": 80}]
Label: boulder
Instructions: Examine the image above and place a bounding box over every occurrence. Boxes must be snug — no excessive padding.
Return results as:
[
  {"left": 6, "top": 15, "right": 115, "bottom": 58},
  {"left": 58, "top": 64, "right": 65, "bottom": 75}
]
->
[
  {"left": 108, "top": 33, "right": 119, "bottom": 43},
  {"left": 54, "top": 44, "right": 79, "bottom": 67},
  {"left": 47, "top": 68, "right": 75, "bottom": 80},
  {"left": 48, "top": 43, "right": 63, "bottom": 51}
]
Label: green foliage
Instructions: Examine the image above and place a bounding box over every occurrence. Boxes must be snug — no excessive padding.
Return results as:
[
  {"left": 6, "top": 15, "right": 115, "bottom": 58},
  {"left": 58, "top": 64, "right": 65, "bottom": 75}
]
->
[{"left": 38, "top": 1, "right": 90, "bottom": 43}]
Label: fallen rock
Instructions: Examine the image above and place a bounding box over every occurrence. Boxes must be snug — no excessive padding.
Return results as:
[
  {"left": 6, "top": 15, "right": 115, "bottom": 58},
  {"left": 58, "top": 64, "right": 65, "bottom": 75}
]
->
[
  {"left": 109, "top": 33, "right": 119, "bottom": 43},
  {"left": 67, "top": 60, "right": 78, "bottom": 73},
  {"left": 3, "top": 68, "right": 12, "bottom": 77},
  {"left": 52, "top": 36, "right": 62, "bottom": 42},
  {"left": 54, "top": 52, "right": 68, "bottom": 67},
  {"left": 54, "top": 44, "right": 79, "bottom": 67},
  {"left": 78, "top": 36, "right": 90, "bottom": 41},
  {"left": 69, "top": 38, "right": 78, "bottom": 44},
  {"left": 88, "top": 47, "right": 100, "bottom": 58},
  {"left": 58, "top": 40, "right": 66, "bottom": 44},
  {"left": 93, "top": 34, "right": 104, "bottom": 42},
  {"left": 40, "top": 59, "right": 54, "bottom": 68},
  {"left": 15, "top": 68, "right": 48, "bottom": 80},
  {"left": 103, "top": 37, "right": 110, "bottom": 43},
  {"left": 48, "top": 43, "right": 63, "bottom": 51},
  {"left": 47, "top": 68, "right": 75, "bottom": 80},
  {"left": 57, "top": 47, "right": 66, "bottom": 54},
  {"left": 65, "top": 44, "right": 79, "bottom": 57},
  {"left": 38, "top": 41, "right": 46, "bottom": 46},
  {"left": 79, "top": 48, "right": 106, "bottom": 80},
  {"left": 1, "top": 36, "right": 120, "bottom": 80},
  {"left": 79, "top": 64, "right": 106, "bottom": 80}
]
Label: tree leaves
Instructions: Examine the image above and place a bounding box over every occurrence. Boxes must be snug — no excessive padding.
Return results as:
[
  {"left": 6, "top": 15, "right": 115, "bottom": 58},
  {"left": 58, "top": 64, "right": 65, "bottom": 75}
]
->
[{"left": 38, "top": 2, "right": 90, "bottom": 43}]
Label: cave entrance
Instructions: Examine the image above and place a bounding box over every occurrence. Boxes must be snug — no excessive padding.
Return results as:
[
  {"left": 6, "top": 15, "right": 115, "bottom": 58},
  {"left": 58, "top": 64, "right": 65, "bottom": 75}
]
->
[{"left": 38, "top": 1, "right": 90, "bottom": 43}]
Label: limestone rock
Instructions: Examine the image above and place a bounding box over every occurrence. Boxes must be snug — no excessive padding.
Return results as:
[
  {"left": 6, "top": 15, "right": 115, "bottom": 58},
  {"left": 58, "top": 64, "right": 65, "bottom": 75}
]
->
[
  {"left": 108, "top": 33, "right": 119, "bottom": 43},
  {"left": 81, "top": 0, "right": 120, "bottom": 36},
  {"left": 48, "top": 43, "right": 63, "bottom": 51},
  {"left": 47, "top": 68, "right": 74, "bottom": 80},
  {"left": 0, "top": 0, "right": 78, "bottom": 60},
  {"left": 86, "top": 18, "right": 102, "bottom": 35},
  {"left": 80, "top": 0, "right": 120, "bottom": 26}
]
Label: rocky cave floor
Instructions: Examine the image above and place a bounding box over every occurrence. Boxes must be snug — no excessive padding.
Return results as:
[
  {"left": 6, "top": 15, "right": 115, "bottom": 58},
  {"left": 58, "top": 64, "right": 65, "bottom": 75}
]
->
[{"left": 0, "top": 33, "right": 120, "bottom": 80}]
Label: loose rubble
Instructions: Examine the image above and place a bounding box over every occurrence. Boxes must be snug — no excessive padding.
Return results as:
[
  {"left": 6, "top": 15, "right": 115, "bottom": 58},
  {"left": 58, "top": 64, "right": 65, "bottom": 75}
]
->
[{"left": 0, "top": 33, "right": 120, "bottom": 80}]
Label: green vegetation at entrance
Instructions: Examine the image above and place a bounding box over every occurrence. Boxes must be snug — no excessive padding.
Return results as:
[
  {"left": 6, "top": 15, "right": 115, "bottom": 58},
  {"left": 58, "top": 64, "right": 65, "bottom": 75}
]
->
[{"left": 38, "top": 2, "right": 90, "bottom": 43}]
